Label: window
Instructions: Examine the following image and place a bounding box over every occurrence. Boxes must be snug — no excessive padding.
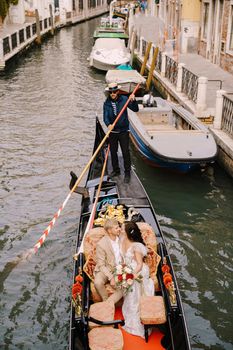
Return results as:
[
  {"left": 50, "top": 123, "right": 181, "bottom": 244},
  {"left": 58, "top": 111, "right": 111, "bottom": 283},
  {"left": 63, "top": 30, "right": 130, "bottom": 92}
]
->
[
  {"left": 79, "top": 0, "right": 83, "bottom": 10},
  {"left": 229, "top": 5, "right": 233, "bottom": 50},
  {"left": 203, "top": 2, "right": 209, "bottom": 40}
]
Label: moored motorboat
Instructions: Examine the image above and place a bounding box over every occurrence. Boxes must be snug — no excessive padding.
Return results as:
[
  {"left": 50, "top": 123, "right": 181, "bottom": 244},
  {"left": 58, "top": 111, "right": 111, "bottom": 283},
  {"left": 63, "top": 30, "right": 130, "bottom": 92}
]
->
[
  {"left": 69, "top": 117, "right": 191, "bottom": 350},
  {"left": 93, "top": 17, "right": 129, "bottom": 42},
  {"left": 89, "top": 38, "right": 130, "bottom": 71},
  {"left": 105, "top": 69, "right": 146, "bottom": 94},
  {"left": 128, "top": 96, "right": 217, "bottom": 172}
]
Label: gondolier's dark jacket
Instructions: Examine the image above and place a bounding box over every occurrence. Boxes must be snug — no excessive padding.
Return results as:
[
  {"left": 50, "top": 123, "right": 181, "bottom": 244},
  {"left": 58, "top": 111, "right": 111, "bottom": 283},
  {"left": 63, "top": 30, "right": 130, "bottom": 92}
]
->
[{"left": 103, "top": 95, "right": 139, "bottom": 133}]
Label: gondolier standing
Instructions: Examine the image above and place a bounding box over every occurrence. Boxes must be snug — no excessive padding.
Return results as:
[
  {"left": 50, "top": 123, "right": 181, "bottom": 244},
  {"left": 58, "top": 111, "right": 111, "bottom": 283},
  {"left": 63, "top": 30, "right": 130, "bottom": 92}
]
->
[{"left": 103, "top": 82, "right": 139, "bottom": 184}]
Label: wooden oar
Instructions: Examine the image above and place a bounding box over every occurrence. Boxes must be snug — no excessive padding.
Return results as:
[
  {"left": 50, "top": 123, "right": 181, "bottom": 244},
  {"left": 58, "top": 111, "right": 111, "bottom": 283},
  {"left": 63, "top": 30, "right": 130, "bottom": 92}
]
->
[
  {"left": 31, "top": 83, "right": 140, "bottom": 255},
  {"left": 73, "top": 145, "right": 110, "bottom": 259}
]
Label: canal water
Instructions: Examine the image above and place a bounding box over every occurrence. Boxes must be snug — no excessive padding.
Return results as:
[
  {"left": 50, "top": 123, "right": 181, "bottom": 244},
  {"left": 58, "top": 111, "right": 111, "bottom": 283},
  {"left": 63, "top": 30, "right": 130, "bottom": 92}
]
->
[{"left": 0, "top": 17, "right": 232, "bottom": 350}]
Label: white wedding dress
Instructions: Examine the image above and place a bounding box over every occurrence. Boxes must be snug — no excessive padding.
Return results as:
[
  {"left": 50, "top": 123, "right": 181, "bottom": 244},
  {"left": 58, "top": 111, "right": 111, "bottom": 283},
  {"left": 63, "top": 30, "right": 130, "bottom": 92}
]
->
[{"left": 121, "top": 242, "right": 154, "bottom": 338}]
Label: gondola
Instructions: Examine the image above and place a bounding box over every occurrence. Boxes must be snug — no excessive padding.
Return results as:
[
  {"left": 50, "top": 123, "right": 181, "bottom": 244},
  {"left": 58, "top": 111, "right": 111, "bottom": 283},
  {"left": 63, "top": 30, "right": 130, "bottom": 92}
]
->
[{"left": 69, "top": 117, "right": 191, "bottom": 350}]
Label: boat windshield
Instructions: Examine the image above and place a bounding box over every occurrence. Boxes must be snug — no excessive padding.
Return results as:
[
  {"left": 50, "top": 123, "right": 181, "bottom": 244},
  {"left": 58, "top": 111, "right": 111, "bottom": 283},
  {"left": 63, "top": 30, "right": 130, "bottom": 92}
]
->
[{"left": 94, "top": 38, "right": 125, "bottom": 50}]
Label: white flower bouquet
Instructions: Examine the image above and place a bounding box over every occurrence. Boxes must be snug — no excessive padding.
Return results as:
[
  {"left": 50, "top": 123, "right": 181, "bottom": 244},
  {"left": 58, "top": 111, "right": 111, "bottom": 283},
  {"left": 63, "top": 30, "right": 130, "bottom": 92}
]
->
[{"left": 113, "top": 263, "right": 142, "bottom": 294}]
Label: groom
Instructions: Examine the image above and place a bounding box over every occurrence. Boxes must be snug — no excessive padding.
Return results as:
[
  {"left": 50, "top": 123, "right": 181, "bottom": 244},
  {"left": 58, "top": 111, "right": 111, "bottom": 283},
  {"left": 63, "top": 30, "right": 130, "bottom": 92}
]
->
[{"left": 94, "top": 218, "right": 123, "bottom": 304}]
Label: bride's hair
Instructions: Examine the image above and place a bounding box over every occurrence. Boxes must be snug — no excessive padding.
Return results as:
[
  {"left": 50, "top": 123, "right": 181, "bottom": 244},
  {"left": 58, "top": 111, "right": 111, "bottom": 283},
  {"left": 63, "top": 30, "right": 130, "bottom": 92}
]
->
[{"left": 124, "top": 222, "right": 145, "bottom": 245}]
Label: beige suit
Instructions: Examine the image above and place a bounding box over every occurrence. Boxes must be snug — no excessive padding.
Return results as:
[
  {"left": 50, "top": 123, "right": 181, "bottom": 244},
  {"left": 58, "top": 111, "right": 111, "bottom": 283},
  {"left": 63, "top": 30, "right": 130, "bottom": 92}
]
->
[{"left": 94, "top": 235, "right": 123, "bottom": 303}]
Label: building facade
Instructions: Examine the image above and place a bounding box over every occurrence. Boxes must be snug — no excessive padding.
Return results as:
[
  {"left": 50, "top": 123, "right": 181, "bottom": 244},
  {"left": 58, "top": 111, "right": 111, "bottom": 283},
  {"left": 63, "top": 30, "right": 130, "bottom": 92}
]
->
[{"left": 199, "top": 0, "right": 233, "bottom": 75}]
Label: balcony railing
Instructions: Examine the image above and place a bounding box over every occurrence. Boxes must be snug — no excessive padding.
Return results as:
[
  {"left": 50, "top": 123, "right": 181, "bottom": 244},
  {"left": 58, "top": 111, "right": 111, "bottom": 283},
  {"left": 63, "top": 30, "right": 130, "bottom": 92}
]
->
[
  {"left": 165, "top": 55, "right": 178, "bottom": 85},
  {"left": 182, "top": 67, "right": 198, "bottom": 103},
  {"left": 222, "top": 95, "right": 233, "bottom": 137},
  {"left": 156, "top": 50, "right": 161, "bottom": 73}
]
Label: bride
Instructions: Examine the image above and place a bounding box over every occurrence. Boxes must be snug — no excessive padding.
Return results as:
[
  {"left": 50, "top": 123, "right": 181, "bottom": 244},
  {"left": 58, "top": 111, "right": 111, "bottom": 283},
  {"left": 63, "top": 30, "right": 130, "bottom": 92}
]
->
[{"left": 120, "top": 221, "right": 154, "bottom": 338}]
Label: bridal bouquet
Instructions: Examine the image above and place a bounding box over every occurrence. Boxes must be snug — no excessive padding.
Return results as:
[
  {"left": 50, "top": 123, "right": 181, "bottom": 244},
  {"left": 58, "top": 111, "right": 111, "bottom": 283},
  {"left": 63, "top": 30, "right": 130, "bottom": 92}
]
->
[{"left": 113, "top": 263, "right": 143, "bottom": 294}]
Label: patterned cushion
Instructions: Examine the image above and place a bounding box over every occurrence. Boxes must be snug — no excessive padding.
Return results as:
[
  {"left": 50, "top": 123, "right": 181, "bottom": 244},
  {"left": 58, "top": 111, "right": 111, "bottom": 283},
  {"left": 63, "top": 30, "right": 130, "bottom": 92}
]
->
[
  {"left": 144, "top": 248, "right": 161, "bottom": 285},
  {"left": 83, "top": 227, "right": 106, "bottom": 281},
  {"left": 84, "top": 254, "right": 96, "bottom": 282},
  {"left": 88, "top": 327, "right": 123, "bottom": 350},
  {"left": 139, "top": 296, "right": 166, "bottom": 325},
  {"left": 89, "top": 301, "right": 115, "bottom": 329},
  {"left": 136, "top": 223, "right": 161, "bottom": 286},
  {"left": 84, "top": 227, "right": 106, "bottom": 257},
  {"left": 137, "top": 222, "right": 157, "bottom": 250}
]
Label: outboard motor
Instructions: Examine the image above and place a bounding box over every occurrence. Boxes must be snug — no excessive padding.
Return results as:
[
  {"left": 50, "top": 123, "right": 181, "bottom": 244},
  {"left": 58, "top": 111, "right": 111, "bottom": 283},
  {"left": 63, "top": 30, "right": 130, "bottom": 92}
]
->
[{"left": 142, "top": 93, "right": 157, "bottom": 107}]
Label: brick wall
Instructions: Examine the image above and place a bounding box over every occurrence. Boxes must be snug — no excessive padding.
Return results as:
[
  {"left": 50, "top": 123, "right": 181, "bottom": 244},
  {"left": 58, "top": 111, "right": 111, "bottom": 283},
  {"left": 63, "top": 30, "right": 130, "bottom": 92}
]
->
[
  {"left": 199, "top": 40, "right": 207, "bottom": 58},
  {"left": 220, "top": 1, "right": 233, "bottom": 75},
  {"left": 220, "top": 52, "right": 233, "bottom": 75}
]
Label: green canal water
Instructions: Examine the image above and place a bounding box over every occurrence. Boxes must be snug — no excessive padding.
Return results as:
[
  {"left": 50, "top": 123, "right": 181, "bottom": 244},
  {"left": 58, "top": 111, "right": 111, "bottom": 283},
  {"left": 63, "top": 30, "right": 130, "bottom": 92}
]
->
[{"left": 0, "top": 17, "right": 232, "bottom": 349}]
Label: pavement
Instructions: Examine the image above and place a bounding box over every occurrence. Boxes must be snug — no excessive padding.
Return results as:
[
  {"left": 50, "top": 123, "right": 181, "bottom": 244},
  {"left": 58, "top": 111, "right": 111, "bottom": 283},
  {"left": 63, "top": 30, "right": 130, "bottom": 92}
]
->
[
  {"left": 0, "top": 21, "right": 34, "bottom": 38},
  {"left": 179, "top": 53, "right": 233, "bottom": 107},
  {"left": 131, "top": 13, "right": 233, "bottom": 110}
]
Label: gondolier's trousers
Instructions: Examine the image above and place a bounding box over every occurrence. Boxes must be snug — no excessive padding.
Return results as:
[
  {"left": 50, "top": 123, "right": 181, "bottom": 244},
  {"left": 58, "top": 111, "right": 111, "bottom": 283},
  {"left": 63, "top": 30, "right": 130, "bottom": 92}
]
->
[{"left": 109, "top": 131, "right": 131, "bottom": 175}]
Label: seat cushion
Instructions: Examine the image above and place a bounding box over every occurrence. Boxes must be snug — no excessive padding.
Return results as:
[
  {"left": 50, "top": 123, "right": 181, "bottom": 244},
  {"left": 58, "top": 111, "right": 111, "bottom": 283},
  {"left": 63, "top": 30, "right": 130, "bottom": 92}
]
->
[
  {"left": 139, "top": 296, "right": 166, "bottom": 325},
  {"left": 89, "top": 301, "right": 115, "bottom": 329},
  {"left": 88, "top": 327, "right": 123, "bottom": 350}
]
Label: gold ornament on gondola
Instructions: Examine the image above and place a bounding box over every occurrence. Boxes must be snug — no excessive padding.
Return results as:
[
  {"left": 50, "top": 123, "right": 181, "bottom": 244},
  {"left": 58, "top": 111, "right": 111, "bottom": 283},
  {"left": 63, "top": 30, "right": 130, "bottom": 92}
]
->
[{"left": 94, "top": 204, "right": 125, "bottom": 226}]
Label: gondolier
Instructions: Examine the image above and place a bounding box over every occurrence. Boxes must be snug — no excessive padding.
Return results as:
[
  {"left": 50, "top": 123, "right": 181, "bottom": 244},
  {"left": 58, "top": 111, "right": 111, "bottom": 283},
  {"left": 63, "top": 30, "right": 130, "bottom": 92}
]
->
[{"left": 103, "top": 82, "right": 139, "bottom": 183}]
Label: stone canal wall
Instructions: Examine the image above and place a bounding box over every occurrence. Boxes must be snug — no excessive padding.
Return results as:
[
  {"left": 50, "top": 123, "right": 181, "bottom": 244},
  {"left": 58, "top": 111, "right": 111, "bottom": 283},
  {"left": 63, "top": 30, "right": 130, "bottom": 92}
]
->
[{"left": 0, "top": 5, "right": 108, "bottom": 70}]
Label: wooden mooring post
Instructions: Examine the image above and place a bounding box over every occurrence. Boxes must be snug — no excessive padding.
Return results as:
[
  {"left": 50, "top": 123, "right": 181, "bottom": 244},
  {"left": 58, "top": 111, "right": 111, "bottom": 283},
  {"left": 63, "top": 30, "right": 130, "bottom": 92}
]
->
[
  {"left": 130, "top": 31, "right": 136, "bottom": 67},
  {"left": 49, "top": 4, "right": 55, "bottom": 36},
  {"left": 35, "top": 9, "right": 41, "bottom": 45},
  {"left": 140, "top": 42, "right": 152, "bottom": 76},
  {"left": 146, "top": 47, "right": 159, "bottom": 91}
]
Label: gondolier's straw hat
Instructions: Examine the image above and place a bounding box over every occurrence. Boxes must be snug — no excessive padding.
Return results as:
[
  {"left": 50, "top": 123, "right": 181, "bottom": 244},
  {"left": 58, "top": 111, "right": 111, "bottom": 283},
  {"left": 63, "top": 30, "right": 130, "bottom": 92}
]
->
[{"left": 105, "top": 82, "right": 121, "bottom": 92}]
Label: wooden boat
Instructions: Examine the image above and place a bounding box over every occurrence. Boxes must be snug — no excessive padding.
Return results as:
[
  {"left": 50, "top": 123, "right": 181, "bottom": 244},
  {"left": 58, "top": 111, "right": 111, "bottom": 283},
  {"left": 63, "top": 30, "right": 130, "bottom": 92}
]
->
[
  {"left": 128, "top": 96, "right": 217, "bottom": 173},
  {"left": 105, "top": 69, "right": 146, "bottom": 95},
  {"left": 69, "top": 117, "right": 191, "bottom": 350},
  {"left": 89, "top": 38, "right": 130, "bottom": 71}
]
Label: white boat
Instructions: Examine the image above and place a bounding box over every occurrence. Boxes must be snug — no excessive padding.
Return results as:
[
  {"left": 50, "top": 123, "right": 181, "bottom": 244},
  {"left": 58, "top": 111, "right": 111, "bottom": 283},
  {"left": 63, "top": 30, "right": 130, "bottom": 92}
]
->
[
  {"left": 89, "top": 38, "right": 130, "bottom": 71},
  {"left": 128, "top": 96, "right": 218, "bottom": 173},
  {"left": 105, "top": 69, "right": 146, "bottom": 94}
]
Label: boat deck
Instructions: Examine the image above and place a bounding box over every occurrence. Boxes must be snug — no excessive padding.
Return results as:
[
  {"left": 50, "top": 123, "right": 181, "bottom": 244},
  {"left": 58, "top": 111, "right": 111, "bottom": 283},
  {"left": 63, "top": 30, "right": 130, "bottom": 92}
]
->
[
  {"left": 115, "top": 307, "right": 165, "bottom": 350},
  {"left": 107, "top": 156, "right": 148, "bottom": 206}
]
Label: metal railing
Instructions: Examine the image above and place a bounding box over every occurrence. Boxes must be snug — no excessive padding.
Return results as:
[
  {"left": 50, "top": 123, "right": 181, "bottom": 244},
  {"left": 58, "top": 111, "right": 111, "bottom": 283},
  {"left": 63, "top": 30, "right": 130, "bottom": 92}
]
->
[
  {"left": 142, "top": 39, "right": 147, "bottom": 56},
  {"left": 222, "top": 95, "right": 233, "bottom": 137},
  {"left": 182, "top": 67, "right": 198, "bottom": 103},
  {"left": 11, "top": 33, "right": 17, "bottom": 50},
  {"left": 208, "top": 79, "right": 223, "bottom": 90},
  {"left": 2, "top": 18, "right": 52, "bottom": 57},
  {"left": 19, "top": 29, "right": 25, "bottom": 44},
  {"left": 156, "top": 50, "right": 162, "bottom": 73},
  {"left": 26, "top": 26, "right": 31, "bottom": 39},
  {"left": 165, "top": 55, "right": 178, "bottom": 85},
  {"left": 3, "top": 37, "right": 10, "bottom": 55}
]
